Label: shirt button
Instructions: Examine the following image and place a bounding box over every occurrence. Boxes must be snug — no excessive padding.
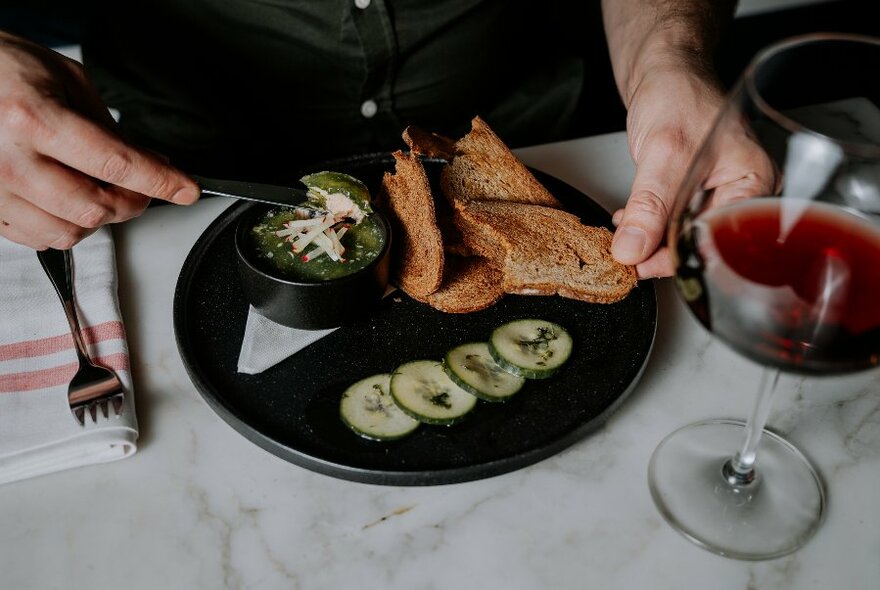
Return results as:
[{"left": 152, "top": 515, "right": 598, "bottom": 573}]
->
[
  {"left": 360, "top": 99, "right": 378, "bottom": 118},
  {"left": 354, "top": 0, "right": 371, "bottom": 9}
]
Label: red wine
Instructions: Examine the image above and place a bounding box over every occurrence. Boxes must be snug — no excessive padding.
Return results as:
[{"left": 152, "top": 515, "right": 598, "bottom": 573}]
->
[{"left": 676, "top": 198, "right": 880, "bottom": 374}]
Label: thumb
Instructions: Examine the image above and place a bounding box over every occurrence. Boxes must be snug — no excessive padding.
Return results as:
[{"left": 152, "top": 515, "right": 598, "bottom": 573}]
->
[
  {"left": 612, "top": 146, "right": 686, "bottom": 265},
  {"left": 611, "top": 190, "right": 667, "bottom": 265}
]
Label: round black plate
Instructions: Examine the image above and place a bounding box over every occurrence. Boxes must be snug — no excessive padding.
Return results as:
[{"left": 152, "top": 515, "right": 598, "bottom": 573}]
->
[{"left": 173, "top": 153, "right": 657, "bottom": 486}]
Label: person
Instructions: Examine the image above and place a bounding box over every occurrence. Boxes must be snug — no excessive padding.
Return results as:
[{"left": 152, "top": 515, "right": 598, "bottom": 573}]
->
[{"left": 0, "top": 0, "right": 775, "bottom": 277}]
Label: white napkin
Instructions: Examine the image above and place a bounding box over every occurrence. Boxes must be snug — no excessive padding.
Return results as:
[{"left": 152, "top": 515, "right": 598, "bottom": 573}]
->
[
  {"left": 237, "top": 286, "right": 398, "bottom": 374},
  {"left": 0, "top": 228, "right": 138, "bottom": 486},
  {"left": 237, "top": 307, "right": 336, "bottom": 374}
]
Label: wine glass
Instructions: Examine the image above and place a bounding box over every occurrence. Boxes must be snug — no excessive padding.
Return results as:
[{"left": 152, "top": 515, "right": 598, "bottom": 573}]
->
[{"left": 648, "top": 33, "right": 880, "bottom": 560}]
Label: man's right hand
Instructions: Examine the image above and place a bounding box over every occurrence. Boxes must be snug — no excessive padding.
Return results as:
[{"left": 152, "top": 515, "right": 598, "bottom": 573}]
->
[{"left": 0, "top": 32, "right": 199, "bottom": 250}]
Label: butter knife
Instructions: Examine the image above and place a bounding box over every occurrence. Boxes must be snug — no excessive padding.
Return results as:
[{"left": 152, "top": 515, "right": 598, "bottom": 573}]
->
[{"left": 193, "top": 174, "right": 310, "bottom": 208}]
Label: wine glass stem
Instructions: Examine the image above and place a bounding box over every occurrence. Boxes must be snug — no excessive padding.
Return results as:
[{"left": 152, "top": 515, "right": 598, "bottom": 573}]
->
[{"left": 727, "top": 368, "right": 781, "bottom": 482}]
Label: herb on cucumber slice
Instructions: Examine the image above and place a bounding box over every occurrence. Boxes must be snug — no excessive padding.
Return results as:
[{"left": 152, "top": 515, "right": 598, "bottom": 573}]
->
[
  {"left": 488, "top": 319, "right": 573, "bottom": 379},
  {"left": 443, "top": 342, "right": 525, "bottom": 402},
  {"left": 340, "top": 319, "right": 572, "bottom": 439},
  {"left": 390, "top": 360, "right": 478, "bottom": 425},
  {"left": 340, "top": 373, "right": 420, "bottom": 441}
]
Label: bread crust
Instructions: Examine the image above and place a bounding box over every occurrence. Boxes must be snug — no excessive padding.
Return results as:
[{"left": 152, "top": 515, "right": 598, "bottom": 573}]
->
[
  {"left": 402, "top": 126, "right": 456, "bottom": 160},
  {"left": 440, "top": 116, "right": 562, "bottom": 210},
  {"left": 379, "top": 150, "right": 445, "bottom": 299}
]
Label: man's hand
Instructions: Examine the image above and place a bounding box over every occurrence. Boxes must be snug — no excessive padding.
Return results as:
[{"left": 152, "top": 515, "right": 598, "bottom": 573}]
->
[
  {"left": 0, "top": 32, "right": 199, "bottom": 250},
  {"left": 601, "top": 0, "right": 777, "bottom": 278},
  {"left": 610, "top": 68, "right": 778, "bottom": 277}
]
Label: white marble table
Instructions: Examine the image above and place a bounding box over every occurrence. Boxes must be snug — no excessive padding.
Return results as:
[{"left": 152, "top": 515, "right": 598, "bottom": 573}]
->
[{"left": 1, "top": 131, "right": 877, "bottom": 590}]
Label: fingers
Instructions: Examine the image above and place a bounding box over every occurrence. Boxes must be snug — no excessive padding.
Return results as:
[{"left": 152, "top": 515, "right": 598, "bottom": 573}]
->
[
  {"left": 611, "top": 206, "right": 676, "bottom": 278},
  {"left": 0, "top": 37, "right": 196, "bottom": 250},
  {"left": 611, "top": 124, "right": 778, "bottom": 277},
  {"left": 635, "top": 247, "right": 674, "bottom": 279},
  {"left": 10, "top": 152, "right": 149, "bottom": 222},
  {"left": 23, "top": 103, "right": 199, "bottom": 205},
  {"left": 707, "top": 134, "right": 779, "bottom": 206},
  {"left": 0, "top": 191, "right": 95, "bottom": 250},
  {"left": 0, "top": 101, "right": 156, "bottom": 248},
  {"left": 711, "top": 174, "right": 774, "bottom": 207},
  {"left": 611, "top": 136, "right": 688, "bottom": 266}
]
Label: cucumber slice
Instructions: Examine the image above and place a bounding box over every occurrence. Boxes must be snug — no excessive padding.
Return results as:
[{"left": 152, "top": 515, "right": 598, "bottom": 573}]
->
[
  {"left": 443, "top": 342, "right": 526, "bottom": 402},
  {"left": 488, "top": 319, "right": 573, "bottom": 379},
  {"left": 340, "top": 373, "right": 419, "bottom": 441},
  {"left": 390, "top": 360, "right": 478, "bottom": 425}
]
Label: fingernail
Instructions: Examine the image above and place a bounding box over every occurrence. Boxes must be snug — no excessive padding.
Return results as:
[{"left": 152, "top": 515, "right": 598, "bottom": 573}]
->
[
  {"left": 612, "top": 210, "right": 624, "bottom": 226},
  {"left": 171, "top": 186, "right": 200, "bottom": 205},
  {"left": 611, "top": 226, "right": 647, "bottom": 263}
]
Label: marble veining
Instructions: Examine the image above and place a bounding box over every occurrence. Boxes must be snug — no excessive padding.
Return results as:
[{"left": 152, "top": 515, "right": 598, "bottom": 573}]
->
[{"left": 0, "top": 125, "right": 877, "bottom": 590}]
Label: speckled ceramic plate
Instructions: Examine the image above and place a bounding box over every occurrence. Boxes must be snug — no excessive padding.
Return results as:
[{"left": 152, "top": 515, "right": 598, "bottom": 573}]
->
[{"left": 173, "top": 153, "right": 657, "bottom": 485}]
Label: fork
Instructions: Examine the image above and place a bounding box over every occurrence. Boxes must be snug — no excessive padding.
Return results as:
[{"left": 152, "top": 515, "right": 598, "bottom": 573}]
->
[{"left": 36, "top": 247, "right": 125, "bottom": 425}]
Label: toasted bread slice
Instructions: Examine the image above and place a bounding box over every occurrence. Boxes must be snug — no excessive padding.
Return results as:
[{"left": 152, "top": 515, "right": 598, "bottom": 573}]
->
[
  {"left": 379, "top": 150, "right": 445, "bottom": 299},
  {"left": 415, "top": 255, "right": 505, "bottom": 314},
  {"left": 454, "top": 201, "right": 637, "bottom": 304},
  {"left": 440, "top": 116, "right": 561, "bottom": 210},
  {"left": 400, "top": 126, "right": 474, "bottom": 256},
  {"left": 402, "top": 126, "right": 457, "bottom": 160}
]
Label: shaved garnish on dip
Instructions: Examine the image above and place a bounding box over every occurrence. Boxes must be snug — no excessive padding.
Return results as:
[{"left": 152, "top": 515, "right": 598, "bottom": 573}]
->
[
  {"left": 248, "top": 171, "right": 385, "bottom": 281},
  {"left": 300, "top": 170, "right": 373, "bottom": 224}
]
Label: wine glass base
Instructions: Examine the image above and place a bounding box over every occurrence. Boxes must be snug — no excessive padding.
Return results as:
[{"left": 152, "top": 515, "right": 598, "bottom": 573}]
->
[{"left": 648, "top": 419, "right": 825, "bottom": 560}]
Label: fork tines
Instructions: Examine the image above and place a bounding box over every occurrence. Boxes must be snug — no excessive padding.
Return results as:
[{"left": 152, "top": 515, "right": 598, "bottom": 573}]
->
[{"left": 72, "top": 393, "right": 124, "bottom": 426}]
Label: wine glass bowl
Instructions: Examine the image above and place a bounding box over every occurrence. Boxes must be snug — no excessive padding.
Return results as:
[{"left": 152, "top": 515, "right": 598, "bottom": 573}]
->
[{"left": 649, "top": 33, "right": 880, "bottom": 560}]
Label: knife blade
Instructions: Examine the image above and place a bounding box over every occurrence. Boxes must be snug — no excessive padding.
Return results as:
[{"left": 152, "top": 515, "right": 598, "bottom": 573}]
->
[{"left": 192, "top": 174, "right": 310, "bottom": 208}]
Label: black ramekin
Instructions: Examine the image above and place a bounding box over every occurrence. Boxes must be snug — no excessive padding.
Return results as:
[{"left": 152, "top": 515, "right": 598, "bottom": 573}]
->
[{"left": 234, "top": 203, "right": 391, "bottom": 330}]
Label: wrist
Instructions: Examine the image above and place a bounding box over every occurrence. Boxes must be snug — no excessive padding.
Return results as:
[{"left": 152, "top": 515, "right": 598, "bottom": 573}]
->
[
  {"left": 623, "top": 37, "right": 719, "bottom": 109},
  {"left": 603, "top": 0, "right": 735, "bottom": 109}
]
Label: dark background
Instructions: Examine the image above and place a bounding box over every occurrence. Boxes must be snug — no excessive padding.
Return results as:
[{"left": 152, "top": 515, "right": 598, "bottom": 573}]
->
[
  {"left": 1, "top": 0, "right": 876, "bottom": 140},
  {"left": 568, "top": 0, "right": 878, "bottom": 137}
]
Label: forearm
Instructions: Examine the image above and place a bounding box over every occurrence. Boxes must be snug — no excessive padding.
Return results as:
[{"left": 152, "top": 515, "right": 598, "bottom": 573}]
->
[{"left": 601, "top": 0, "right": 735, "bottom": 107}]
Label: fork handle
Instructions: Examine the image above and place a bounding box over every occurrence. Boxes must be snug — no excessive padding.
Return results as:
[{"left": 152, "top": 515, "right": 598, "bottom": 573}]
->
[{"left": 36, "top": 248, "right": 91, "bottom": 363}]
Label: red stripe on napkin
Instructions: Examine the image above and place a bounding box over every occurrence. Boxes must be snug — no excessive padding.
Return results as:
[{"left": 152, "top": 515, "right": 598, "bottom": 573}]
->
[
  {"left": 0, "top": 353, "right": 130, "bottom": 393},
  {"left": 0, "top": 321, "right": 126, "bottom": 362}
]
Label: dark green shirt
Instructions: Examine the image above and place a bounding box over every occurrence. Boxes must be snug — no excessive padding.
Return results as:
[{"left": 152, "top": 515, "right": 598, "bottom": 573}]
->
[{"left": 83, "top": 1, "right": 585, "bottom": 180}]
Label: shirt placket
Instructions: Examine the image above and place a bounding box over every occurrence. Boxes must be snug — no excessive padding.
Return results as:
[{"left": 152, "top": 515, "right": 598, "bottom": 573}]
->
[{"left": 350, "top": 0, "right": 403, "bottom": 147}]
